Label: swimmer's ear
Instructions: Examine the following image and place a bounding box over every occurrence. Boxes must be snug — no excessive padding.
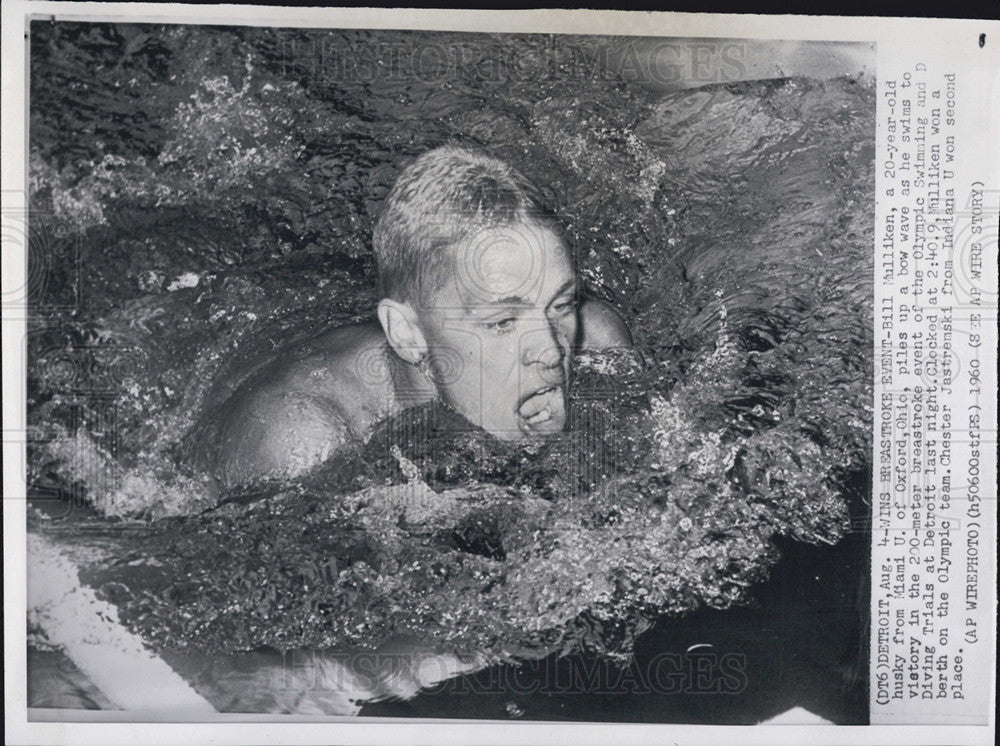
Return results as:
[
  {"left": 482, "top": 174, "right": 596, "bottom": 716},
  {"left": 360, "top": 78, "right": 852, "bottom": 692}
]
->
[{"left": 377, "top": 299, "right": 428, "bottom": 365}]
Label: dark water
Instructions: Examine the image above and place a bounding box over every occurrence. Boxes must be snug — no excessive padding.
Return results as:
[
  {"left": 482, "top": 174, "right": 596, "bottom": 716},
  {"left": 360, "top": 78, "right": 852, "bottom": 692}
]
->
[
  {"left": 28, "top": 521, "right": 867, "bottom": 722},
  {"left": 27, "top": 26, "right": 874, "bottom": 719},
  {"left": 359, "top": 530, "right": 869, "bottom": 724}
]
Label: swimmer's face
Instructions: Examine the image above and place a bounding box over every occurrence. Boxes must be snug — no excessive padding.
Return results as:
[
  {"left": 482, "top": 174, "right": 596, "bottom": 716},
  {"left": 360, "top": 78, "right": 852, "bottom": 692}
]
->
[{"left": 417, "top": 220, "right": 577, "bottom": 440}]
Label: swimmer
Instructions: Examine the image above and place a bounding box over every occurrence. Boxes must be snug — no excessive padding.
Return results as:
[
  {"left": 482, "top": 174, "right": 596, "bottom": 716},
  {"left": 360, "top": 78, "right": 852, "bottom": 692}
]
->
[{"left": 196, "top": 145, "right": 631, "bottom": 489}]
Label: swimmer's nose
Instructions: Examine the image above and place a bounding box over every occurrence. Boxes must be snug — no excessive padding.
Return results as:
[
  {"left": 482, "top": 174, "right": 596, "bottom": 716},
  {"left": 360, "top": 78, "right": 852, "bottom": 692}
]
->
[{"left": 520, "top": 321, "right": 566, "bottom": 375}]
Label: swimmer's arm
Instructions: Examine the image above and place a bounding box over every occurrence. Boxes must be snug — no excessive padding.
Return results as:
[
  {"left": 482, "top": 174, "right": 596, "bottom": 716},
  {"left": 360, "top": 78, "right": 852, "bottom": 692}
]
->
[{"left": 577, "top": 296, "right": 632, "bottom": 352}]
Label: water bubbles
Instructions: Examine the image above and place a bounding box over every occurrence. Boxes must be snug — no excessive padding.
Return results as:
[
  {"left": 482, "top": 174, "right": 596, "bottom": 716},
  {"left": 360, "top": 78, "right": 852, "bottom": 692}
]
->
[{"left": 166, "top": 272, "right": 200, "bottom": 292}]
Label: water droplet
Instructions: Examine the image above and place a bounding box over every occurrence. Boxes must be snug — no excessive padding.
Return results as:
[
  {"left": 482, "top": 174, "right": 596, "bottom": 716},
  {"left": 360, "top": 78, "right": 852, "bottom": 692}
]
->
[{"left": 505, "top": 701, "right": 524, "bottom": 718}]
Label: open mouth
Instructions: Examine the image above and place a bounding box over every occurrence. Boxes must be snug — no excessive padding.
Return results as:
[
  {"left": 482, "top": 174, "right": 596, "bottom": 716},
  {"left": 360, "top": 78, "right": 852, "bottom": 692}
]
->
[{"left": 517, "top": 384, "right": 566, "bottom": 434}]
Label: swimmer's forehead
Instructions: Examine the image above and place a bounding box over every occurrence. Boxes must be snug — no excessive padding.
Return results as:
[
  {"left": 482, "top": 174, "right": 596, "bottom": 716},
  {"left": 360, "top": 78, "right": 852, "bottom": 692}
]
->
[
  {"left": 475, "top": 279, "right": 576, "bottom": 309},
  {"left": 443, "top": 221, "right": 575, "bottom": 309}
]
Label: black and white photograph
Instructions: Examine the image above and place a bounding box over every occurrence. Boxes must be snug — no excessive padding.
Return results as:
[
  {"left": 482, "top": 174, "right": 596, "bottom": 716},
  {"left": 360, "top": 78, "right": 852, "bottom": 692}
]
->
[{"left": 3, "top": 4, "right": 996, "bottom": 744}]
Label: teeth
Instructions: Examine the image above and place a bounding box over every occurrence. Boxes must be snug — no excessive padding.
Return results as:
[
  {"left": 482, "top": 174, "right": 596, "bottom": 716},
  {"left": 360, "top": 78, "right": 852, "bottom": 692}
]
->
[
  {"left": 527, "top": 409, "right": 552, "bottom": 424},
  {"left": 518, "top": 385, "right": 563, "bottom": 425}
]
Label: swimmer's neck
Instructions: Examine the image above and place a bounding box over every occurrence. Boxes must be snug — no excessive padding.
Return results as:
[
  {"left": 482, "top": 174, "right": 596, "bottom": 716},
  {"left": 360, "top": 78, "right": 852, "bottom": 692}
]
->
[{"left": 383, "top": 334, "right": 437, "bottom": 408}]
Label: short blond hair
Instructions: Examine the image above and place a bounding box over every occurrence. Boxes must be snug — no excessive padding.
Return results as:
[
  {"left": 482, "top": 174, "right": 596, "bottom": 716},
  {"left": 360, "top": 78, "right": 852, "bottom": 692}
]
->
[{"left": 372, "top": 145, "right": 560, "bottom": 304}]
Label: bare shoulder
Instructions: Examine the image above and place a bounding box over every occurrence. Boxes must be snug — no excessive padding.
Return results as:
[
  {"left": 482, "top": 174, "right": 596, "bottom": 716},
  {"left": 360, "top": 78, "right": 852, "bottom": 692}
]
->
[
  {"left": 213, "top": 389, "right": 350, "bottom": 488},
  {"left": 578, "top": 297, "right": 633, "bottom": 352},
  {"left": 207, "top": 321, "right": 392, "bottom": 489}
]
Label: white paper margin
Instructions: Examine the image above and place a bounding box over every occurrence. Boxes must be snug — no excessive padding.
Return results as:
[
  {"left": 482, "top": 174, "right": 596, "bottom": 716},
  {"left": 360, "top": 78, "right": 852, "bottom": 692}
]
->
[{"left": 3, "top": 3, "right": 997, "bottom": 745}]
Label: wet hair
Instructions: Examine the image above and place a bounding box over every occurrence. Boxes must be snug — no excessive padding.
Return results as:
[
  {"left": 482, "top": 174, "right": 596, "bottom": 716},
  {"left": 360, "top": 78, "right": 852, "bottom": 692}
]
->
[{"left": 372, "top": 145, "right": 562, "bottom": 304}]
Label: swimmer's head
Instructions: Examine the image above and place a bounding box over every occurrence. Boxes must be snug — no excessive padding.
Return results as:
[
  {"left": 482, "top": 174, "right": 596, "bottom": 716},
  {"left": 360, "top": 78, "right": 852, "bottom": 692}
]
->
[
  {"left": 374, "top": 145, "right": 577, "bottom": 440},
  {"left": 373, "top": 144, "right": 563, "bottom": 304}
]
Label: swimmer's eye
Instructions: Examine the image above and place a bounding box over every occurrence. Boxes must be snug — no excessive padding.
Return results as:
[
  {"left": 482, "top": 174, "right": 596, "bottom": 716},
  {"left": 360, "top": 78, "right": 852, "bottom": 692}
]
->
[
  {"left": 484, "top": 316, "right": 518, "bottom": 333},
  {"left": 549, "top": 298, "right": 578, "bottom": 316}
]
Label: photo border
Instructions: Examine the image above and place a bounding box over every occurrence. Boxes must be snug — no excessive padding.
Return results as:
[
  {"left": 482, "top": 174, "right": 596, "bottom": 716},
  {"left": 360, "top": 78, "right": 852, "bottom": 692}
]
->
[{"left": 4, "top": 3, "right": 997, "bottom": 745}]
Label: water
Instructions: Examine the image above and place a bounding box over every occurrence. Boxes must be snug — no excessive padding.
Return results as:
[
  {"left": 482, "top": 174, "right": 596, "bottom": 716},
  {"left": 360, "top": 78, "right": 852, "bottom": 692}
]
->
[{"left": 27, "top": 26, "right": 874, "bottom": 719}]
